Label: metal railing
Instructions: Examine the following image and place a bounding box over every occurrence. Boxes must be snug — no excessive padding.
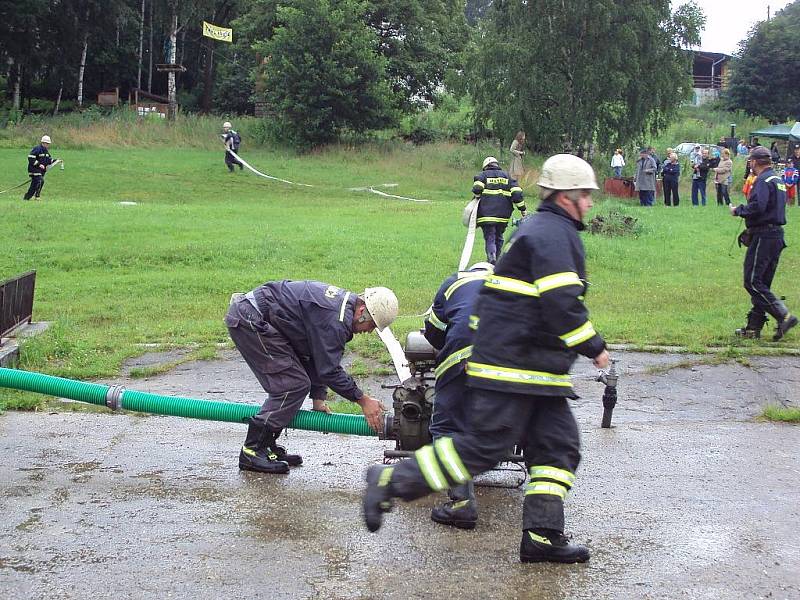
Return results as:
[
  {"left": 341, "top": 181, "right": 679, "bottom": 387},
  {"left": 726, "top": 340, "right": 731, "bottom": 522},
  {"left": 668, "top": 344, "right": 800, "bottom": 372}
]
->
[{"left": 0, "top": 271, "right": 36, "bottom": 345}]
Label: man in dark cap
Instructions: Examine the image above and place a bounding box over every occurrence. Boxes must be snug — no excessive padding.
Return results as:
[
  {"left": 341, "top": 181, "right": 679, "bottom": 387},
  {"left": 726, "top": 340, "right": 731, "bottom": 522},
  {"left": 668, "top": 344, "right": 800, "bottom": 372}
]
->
[
  {"left": 634, "top": 147, "right": 657, "bottom": 206},
  {"left": 729, "top": 146, "right": 797, "bottom": 341}
]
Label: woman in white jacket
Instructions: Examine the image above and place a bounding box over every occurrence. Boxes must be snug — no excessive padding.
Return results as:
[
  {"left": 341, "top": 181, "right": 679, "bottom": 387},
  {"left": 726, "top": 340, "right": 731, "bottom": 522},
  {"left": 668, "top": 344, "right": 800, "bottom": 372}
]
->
[{"left": 611, "top": 148, "right": 625, "bottom": 177}]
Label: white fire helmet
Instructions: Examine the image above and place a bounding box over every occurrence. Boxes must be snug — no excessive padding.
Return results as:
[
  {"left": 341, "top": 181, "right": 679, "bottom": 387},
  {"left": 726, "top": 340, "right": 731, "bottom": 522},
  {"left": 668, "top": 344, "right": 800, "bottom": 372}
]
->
[
  {"left": 363, "top": 287, "right": 399, "bottom": 331},
  {"left": 482, "top": 156, "right": 499, "bottom": 169},
  {"left": 222, "top": 121, "right": 232, "bottom": 129},
  {"left": 468, "top": 262, "right": 494, "bottom": 272},
  {"left": 537, "top": 154, "right": 599, "bottom": 192},
  {"left": 41, "top": 135, "right": 52, "bottom": 144}
]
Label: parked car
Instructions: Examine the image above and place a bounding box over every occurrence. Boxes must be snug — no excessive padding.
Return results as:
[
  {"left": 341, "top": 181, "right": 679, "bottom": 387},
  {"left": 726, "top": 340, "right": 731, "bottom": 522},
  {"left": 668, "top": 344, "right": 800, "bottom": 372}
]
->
[{"left": 673, "top": 142, "right": 722, "bottom": 158}]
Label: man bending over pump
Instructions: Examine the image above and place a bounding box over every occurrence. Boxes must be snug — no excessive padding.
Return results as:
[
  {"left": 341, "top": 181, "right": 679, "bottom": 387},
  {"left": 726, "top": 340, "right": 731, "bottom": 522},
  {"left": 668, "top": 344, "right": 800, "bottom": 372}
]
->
[{"left": 225, "top": 280, "right": 398, "bottom": 473}]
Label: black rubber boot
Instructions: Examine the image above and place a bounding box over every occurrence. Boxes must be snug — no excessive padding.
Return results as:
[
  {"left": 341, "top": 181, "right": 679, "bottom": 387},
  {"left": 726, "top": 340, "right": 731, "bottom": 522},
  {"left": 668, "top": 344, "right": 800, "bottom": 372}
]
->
[
  {"left": 431, "top": 482, "right": 477, "bottom": 530},
  {"left": 363, "top": 465, "right": 395, "bottom": 532},
  {"left": 735, "top": 311, "right": 766, "bottom": 339},
  {"left": 773, "top": 314, "right": 798, "bottom": 341},
  {"left": 520, "top": 529, "right": 590, "bottom": 564},
  {"left": 238, "top": 419, "right": 290, "bottom": 474},
  {"left": 274, "top": 429, "right": 303, "bottom": 467}
]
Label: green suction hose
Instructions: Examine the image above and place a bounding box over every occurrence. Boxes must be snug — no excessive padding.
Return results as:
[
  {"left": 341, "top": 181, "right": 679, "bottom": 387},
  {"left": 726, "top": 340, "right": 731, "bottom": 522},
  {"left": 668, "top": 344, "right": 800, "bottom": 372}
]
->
[{"left": 0, "top": 367, "right": 375, "bottom": 437}]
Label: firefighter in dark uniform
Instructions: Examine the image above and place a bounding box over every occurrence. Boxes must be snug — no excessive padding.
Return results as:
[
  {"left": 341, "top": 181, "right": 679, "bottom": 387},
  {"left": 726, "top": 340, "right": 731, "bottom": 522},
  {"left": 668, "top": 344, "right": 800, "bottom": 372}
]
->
[
  {"left": 24, "top": 135, "right": 55, "bottom": 200},
  {"left": 222, "top": 121, "right": 243, "bottom": 172},
  {"left": 226, "top": 281, "right": 398, "bottom": 473},
  {"left": 730, "top": 146, "right": 798, "bottom": 341},
  {"left": 423, "top": 261, "right": 494, "bottom": 529},
  {"left": 363, "top": 154, "right": 610, "bottom": 564},
  {"left": 472, "top": 156, "right": 527, "bottom": 264}
]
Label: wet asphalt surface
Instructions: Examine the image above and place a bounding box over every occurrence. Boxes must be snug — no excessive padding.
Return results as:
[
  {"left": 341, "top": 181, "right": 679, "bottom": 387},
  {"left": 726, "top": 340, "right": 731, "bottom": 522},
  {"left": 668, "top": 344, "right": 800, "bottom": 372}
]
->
[{"left": 1, "top": 350, "right": 799, "bottom": 600}]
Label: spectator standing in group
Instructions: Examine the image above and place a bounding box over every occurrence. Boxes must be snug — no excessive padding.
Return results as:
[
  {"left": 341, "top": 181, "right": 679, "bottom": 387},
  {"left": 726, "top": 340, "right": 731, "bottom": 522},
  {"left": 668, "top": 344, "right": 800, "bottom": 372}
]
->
[
  {"left": 634, "top": 147, "right": 657, "bottom": 206},
  {"left": 789, "top": 146, "right": 800, "bottom": 170},
  {"left": 770, "top": 141, "right": 781, "bottom": 163},
  {"left": 785, "top": 146, "right": 800, "bottom": 206},
  {"left": 714, "top": 148, "right": 733, "bottom": 206},
  {"left": 691, "top": 147, "right": 713, "bottom": 206},
  {"left": 689, "top": 144, "right": 701, "bottom": 165},
  {"left": 648, "top": 146, "right": 662, "bottom": 175},
  {"left": 661, "top": 152, "right": 680, "bottom": 206},
  {"left": 509, "top": 131, "right": 526, "bottom": 181},
  {"left": 736, "top": 139, "right": 749, "bottom": 156},
  {"left": 610, "top": 148, "right": 625, "bottom": 177}
]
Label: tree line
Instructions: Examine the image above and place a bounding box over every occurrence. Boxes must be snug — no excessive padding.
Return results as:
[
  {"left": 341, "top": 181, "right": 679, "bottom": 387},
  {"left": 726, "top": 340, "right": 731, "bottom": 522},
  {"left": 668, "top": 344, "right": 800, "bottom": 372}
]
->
[
  {"left": 2, "top": 0, "right": 712, "bottom": 150},
  {"left": 725, "top": 0, "right": 800, "bottom": 124}
]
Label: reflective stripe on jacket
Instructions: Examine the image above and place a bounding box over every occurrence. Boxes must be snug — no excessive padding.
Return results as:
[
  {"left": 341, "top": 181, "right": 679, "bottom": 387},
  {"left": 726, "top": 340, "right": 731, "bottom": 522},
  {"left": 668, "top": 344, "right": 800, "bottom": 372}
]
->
[
  {"left": 472, "top": 167, "right": 525, "bottom": 224},
  {"left": 466, "top": 203, "right": 605, "bottom": 398},
  {"left": 423, "top": 267, "right": 488, "bottom": 388},
  {"left": 27, "top": 145, "right": 52, "bottom": 174}
]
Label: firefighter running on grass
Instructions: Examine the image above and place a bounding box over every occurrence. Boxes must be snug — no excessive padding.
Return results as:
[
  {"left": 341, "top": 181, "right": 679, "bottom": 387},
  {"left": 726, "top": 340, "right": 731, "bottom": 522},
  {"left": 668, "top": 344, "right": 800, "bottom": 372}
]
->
[
  {"left": 23, "top": 135, "right": 56, "bottom": 200},
  {"left": 363, "top": 154, "right": 610, "bottom": 564},
  {"left": 423, "top": 261, "right": 494, "bottom": 530},
  {"left": 472, "top": 156, "right": 527, "bottom": 264},
  {"left": 226, "top": 281, "right": 398, "bottom": 473},
  {"left": 222, "top": 121, "right": 243, "bottom": 172}
]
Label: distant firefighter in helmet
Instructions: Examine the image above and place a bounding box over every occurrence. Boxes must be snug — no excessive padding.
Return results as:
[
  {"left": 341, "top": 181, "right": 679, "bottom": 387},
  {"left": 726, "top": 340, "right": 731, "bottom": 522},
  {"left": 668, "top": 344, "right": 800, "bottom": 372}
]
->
[
  {"left": 225, "top": 280, "right": 398, "bottom": 473},
  {"left": 24, "top": 135, "right": 57, "bottom": 200},
  {"left": 222, "top": 121, "right": 243, "bottom": 172},
  {"left": 471, "top": 156, "right": 527, "bottom": 264}
]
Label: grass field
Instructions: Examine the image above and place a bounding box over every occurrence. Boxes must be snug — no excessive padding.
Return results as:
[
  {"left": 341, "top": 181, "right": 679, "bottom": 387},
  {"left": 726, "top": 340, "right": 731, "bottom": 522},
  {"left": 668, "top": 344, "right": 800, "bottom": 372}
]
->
[{"left": 2, "top": 137, "right": 799, "bottom": 410}]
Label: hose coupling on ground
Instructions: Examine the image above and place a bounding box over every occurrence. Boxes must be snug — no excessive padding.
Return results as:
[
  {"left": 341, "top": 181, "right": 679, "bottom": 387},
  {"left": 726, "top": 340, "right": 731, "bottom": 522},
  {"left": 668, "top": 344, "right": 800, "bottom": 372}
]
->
[{"left": 105, "top": 385, "right": 126, "bottom": 410}]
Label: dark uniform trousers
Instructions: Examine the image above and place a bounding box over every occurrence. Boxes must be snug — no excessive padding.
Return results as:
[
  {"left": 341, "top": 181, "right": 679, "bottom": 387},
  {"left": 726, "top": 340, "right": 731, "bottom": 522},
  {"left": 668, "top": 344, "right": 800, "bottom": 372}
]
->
[
  {"left": 480, "top": 223, "right": 507, "bottom": 263},
  {"left": 225, "top": 296, "right": 326, "bottom": 431},
  {"left": 225, "top": 150, "right": 243, "bottom": 171},
  {"left": 428, "top": 375, "right": 469, "bottom": 440},
  {"left": 390, "top": 388, "right": 581, "bottom": 532},
  {"left": 25, "top": 173, "right": 45, "bottom": 199},
  {"left": 743, "top": 230, "right": 788, "bottom": 327}
]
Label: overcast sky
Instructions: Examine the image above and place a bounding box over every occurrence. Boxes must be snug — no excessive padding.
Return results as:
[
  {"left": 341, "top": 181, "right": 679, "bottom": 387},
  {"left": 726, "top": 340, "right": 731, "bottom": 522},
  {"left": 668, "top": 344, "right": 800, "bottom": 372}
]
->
[{"left": 676, "top": 0, "right": 794, "bottom": 54}]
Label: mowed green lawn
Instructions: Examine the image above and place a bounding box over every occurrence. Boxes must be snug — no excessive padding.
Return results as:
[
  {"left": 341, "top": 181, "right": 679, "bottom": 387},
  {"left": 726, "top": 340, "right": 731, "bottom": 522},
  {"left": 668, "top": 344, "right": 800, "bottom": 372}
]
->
[{"left": 2, "top": 144, "right": 799, "bottom": 389}]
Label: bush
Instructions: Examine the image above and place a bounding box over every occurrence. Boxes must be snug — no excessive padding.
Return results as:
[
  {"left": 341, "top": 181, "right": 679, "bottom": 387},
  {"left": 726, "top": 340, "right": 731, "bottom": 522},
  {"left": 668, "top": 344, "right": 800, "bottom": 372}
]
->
[
  {"left": 587, "top": 210, "right": 642, "bottom": 238},
  {"left": 399, "top": 95, "right": 473, "bottom": 144}
]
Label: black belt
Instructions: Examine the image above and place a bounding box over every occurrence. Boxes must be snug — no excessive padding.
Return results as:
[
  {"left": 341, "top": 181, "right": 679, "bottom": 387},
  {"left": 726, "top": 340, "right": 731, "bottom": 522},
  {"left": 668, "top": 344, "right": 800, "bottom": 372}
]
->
[{"left": 749, "top": 224, "right": 783, "bottom": 234}]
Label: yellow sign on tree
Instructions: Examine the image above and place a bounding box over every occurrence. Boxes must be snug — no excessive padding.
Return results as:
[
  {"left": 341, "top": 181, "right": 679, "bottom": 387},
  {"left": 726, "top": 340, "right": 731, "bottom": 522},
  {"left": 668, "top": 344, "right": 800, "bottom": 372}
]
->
[{"left": 202, "top": 21, "right": 232, "bottom": 43}]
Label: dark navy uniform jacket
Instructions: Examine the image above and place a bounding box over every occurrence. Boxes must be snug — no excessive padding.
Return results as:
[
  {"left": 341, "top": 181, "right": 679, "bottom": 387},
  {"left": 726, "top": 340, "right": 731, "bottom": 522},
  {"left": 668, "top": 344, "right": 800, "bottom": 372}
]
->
[
  {"left": 223, "top": 131, "right": 240, "bottom": 151},
  {"left": 253, "top": 280, "right": 362, "bottom": 401},
  {"left": 735, "top": 167, "right": 787, "bottom": 229},
  {"left": 27, "top": 144, "right": 53, "bottom": 174},
  {"left": 423, "top": 267, "right": 489, "bottom": 389},
  {"left": 472, "top": 167, "right": 526, "bottom": 225},
  {"left": 466, "top": 202, "right": 605, "bottom": 399}
]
